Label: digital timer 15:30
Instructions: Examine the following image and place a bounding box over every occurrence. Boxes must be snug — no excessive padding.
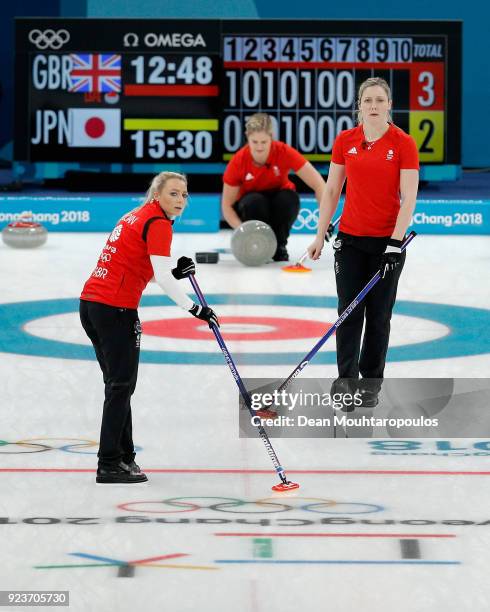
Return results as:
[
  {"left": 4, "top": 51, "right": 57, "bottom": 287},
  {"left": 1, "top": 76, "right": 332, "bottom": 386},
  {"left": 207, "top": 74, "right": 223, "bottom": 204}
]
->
[{"left": 128, "top": 129, "right": 215, "bottom": 160}]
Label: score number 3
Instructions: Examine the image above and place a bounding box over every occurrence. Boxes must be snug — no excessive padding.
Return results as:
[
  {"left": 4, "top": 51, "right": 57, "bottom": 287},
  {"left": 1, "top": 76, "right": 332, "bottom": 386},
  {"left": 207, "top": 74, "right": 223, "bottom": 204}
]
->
[{"left": 417, "top": 71, "right": 435, "bottom": 107}]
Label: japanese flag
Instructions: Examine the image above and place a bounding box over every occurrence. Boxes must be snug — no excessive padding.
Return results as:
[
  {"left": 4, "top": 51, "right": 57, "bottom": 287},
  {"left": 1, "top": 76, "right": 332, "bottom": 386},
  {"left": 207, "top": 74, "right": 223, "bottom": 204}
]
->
[{"left": 69, "top": 108, "right": 121, "bottom": 147}]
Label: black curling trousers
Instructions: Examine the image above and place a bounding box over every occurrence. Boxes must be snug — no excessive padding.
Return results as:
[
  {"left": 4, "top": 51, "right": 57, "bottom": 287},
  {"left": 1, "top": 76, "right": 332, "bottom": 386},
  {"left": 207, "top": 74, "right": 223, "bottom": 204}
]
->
[
  {"left": 333, "top": 233, "right": 406, "bottom": 382},
  {"left": 79, "top": 300, "right": 141, "bottom": 469},
  {"left": 235, "top": 190, "right": 300, "bottom": 248}
]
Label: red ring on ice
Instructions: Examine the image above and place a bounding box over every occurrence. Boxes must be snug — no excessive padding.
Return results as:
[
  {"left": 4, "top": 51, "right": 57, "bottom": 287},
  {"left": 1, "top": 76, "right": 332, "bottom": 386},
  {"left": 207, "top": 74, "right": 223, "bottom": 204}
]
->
[{"left": 142, "top": 316, "right": 331, "bottom": 341}]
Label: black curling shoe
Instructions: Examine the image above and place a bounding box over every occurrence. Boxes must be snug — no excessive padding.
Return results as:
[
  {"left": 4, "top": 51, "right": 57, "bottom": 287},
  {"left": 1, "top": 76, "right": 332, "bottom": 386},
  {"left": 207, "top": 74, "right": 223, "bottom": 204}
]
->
[
  {"left": 273, "top": 246, "right": 289, "bottom": 262},
  {"left": 357, "top": 388, "right": 379, "bottom": 409},
  {"left": 119, "top": 460, "right": 144, "bottom": 476},
  {"left": 96, "top": 465, "right": 148, "bottom": 484},
  {"left": 331, "top": 378, "right": 358, "bottom": 412}
]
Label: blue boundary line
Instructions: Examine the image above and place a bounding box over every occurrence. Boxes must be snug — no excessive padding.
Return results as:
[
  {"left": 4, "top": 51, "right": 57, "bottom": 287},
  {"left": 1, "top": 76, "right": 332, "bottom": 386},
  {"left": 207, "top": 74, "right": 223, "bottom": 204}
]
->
[{"left": 69, "top": 552, "right": 125, "bottom": 565}]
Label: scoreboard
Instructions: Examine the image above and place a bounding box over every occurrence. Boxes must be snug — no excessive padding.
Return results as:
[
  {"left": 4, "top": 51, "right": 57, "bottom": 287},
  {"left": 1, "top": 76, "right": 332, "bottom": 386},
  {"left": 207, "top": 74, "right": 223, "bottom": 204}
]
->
[{"left": 15, "top": 19, "right": 461, "bottom": 172}]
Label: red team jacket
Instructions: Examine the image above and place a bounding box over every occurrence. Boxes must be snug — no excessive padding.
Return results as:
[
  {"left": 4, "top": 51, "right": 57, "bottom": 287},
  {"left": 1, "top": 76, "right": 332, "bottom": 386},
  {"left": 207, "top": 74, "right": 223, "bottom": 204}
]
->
[
  {"left": 223, "top": 140, "right": 307, "bottom": 198},
  {"left": 331, "top": 124, "right": 419, "bottom": 237},
  {"left": 81, "top": 200, "right": 173, "bottom": 309}
]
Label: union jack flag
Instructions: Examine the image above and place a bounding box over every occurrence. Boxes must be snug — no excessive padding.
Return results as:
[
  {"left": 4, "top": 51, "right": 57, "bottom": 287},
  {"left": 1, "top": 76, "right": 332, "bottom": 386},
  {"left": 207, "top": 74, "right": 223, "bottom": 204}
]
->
[{"left": 69, "top": 54, "right": 121, "bottom": 93}]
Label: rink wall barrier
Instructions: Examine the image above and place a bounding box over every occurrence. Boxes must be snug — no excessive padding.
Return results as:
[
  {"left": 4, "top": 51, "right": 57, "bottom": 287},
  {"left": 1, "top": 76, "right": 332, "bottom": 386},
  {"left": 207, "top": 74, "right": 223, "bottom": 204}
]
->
[
  {"left": 0, "top": 194, "right": 220, "bottom": 233},
  {"left": 0, "top": 195, "right": 489, "bottom": 234}
]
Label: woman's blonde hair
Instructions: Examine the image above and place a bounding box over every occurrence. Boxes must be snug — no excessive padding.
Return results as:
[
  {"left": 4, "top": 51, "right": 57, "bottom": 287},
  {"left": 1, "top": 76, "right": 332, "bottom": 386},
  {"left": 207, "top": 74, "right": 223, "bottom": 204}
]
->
[
  {"left": 245, "top": 113, "right": 274, "bottom": 137},
  {"left": 357, "top": 77, "right": 392, "bottom": 124},
  {"left": 144, "top": 171, "right": 187, "bottom": 203}
]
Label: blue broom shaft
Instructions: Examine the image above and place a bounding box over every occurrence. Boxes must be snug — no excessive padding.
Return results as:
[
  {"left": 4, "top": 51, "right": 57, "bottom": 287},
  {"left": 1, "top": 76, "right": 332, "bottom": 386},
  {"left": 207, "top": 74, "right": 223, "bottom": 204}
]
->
[
  {"left": 188, "top": 274, "right": 288, "bottom": 481},
  {"left": 276, "top": 231, "right": 417, "bottom": 393}
]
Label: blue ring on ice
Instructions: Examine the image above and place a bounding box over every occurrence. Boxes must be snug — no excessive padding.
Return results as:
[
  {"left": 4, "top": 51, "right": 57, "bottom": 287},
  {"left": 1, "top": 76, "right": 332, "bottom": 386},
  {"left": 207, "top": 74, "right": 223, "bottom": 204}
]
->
[{"left": 0, "top": 294, "right": 489, "bottom": 365}]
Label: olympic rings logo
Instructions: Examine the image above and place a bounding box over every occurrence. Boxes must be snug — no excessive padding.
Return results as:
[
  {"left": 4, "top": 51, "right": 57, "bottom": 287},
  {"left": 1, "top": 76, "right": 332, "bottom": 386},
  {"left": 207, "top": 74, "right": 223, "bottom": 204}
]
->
[
  {"left": 118, "top": 497, "right": 384, "bottom": 515},
  {"left": 0, "top": 438, "right": 98, "bottom": 454},
  {"left": 293, "top": 208, "right": 319, "bottom": 231},
  {"left": 28, "top": 29, "right": 70, "bottom": 50}
]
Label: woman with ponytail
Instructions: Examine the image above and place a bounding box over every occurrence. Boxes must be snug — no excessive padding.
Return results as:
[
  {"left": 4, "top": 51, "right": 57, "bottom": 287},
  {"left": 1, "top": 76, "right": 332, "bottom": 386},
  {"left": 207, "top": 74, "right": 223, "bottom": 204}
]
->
[{"left": 80, "top": 172, "right": 219, "bottom": 484}]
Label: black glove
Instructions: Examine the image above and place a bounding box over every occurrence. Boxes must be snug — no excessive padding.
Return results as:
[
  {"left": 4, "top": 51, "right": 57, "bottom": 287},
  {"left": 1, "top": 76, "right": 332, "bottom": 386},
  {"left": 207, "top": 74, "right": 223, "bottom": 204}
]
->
[
  {"left": 171, "top": 256, "right": 195, "bottom": 280},
  {"left": 189, "top": 303, "right": 219, "bottom": 328},
  {"left": 325, "top": 222, "right": 335, "bottom": 242},
  {"left": 379, "top": 238, "right": 403, "bottom": 279}
]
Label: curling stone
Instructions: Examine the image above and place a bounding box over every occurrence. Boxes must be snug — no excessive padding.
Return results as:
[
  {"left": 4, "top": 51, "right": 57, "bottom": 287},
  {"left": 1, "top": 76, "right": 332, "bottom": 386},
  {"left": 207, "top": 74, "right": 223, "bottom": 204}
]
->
[
  {"left": 2, "top": 220, "right": 48, "bottom": 249},
  {"left": 231, "top": 220, "right": 277, "bottom": 267}
]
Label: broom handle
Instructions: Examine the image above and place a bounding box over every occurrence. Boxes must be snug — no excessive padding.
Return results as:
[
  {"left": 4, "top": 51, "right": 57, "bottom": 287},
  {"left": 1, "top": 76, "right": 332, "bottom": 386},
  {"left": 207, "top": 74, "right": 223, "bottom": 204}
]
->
[{"left": 294, "top": 215, "right": 341, "bottom": 266}]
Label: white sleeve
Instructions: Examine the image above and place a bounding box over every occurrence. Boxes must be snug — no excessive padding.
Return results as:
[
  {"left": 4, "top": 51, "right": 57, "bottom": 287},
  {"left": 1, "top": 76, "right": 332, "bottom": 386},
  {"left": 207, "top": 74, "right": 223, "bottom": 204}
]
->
[{"left": 150, "top": 255, "right": 194, "bottom": 311}]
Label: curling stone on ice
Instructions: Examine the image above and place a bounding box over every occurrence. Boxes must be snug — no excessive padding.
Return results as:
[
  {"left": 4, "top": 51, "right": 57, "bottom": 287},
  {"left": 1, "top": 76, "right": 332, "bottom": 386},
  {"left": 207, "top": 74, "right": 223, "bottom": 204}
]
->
[
  {"left": 231, "top": 220, "right": 277, "bottom": 267},
  {"left": 2, "top": 220, "right": 48, "bottom": 248}
]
